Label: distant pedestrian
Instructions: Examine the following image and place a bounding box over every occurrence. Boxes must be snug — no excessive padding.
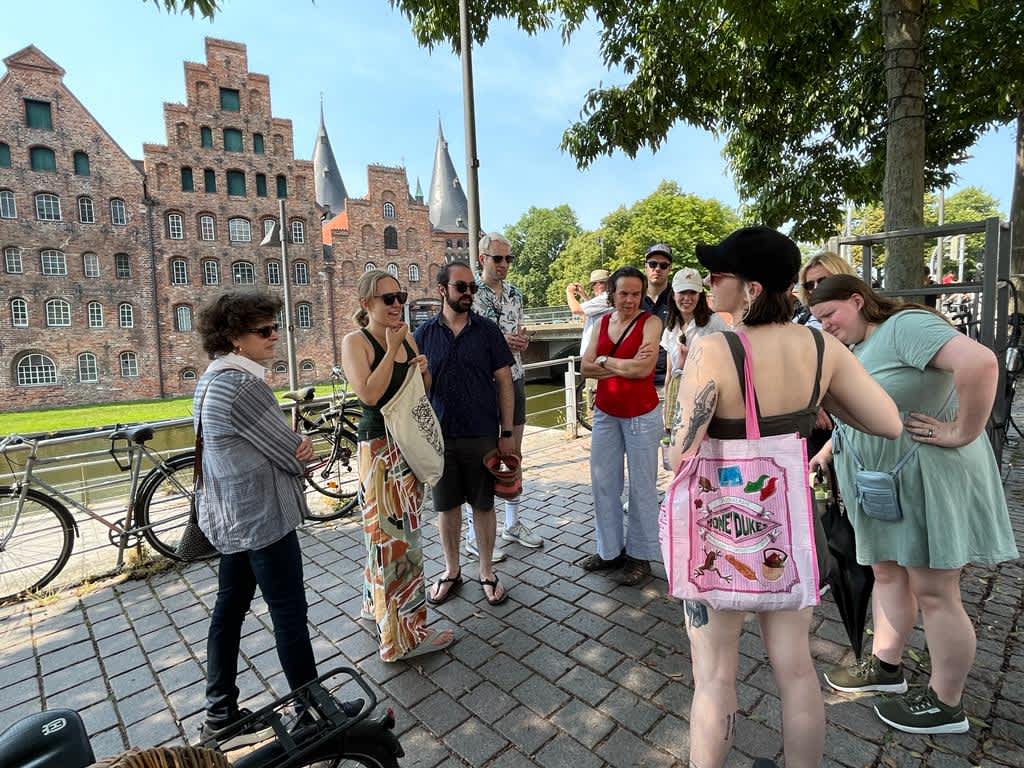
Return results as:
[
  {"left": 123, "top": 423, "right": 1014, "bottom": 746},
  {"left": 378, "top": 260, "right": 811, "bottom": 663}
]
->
[
  {"left": 341, "top": 270, "right": 455, "bottom": 662},
  {"left": 661, "top": 267, "right": 730, "bottom": 373},
  {"left": 566, "top": 268, "right": 613, "bottom": 356},
  {"left": 473, "top": 232, "right": 544, "bottom": 552},
  {"left": 794, "top": 251, "right": 856, "bottom": 328},
  {"left": 415, "top": 261, "right": 516, "bottom": 607},
  {"left": 642, "top": 244, "right": 673, "bottom": 386},
  {"left": 579, "top": 266, "right": 663, "bottom": 586}
]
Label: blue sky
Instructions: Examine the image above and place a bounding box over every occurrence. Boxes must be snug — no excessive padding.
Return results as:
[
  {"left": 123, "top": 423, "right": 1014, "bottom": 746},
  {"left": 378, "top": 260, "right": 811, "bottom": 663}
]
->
[{"left": 2, "top": 1, "right": 1015, "bottom": 232}]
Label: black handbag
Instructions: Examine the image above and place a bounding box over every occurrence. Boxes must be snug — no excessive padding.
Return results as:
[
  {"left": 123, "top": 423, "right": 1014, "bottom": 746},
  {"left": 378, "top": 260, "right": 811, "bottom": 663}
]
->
[{"left": 174, "top": 372, "right": 228, "bottom": 561}]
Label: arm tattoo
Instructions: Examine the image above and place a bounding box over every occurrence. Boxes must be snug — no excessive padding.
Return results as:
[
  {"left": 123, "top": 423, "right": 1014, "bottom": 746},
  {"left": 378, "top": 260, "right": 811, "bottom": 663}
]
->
[
  {"left": 672, "top": 380, "right": 717, "bottom": 450},
  {"left": 684, "top": 599, "right": 709, "bottom": 629}
]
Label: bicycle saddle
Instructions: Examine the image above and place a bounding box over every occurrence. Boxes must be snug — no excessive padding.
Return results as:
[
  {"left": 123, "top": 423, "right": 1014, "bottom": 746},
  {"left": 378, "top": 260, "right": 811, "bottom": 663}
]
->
[
  {"left": 0, "top": 709, "right": 95, "bottom": 768},
  {"left": 110, "top": 425, "right": 155, "bottom": 444},
  {"left": 283, "top": 387, "right": 316, "bottom": 402}
]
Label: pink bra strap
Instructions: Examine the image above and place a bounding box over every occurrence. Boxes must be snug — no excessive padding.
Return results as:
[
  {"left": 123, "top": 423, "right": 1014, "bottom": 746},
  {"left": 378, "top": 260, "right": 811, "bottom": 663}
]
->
[{"left": 736, "top": 331, "right": 761, "bottom": 440}]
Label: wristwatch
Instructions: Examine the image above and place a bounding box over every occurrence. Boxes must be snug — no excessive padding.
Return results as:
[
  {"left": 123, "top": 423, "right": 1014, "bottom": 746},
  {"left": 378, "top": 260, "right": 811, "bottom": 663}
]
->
[
  {"left": 500, "top": 429, "right": 513, "bottom": 438},
  {"left": 596, "top": 355, "right": 609, "bottom": 368}
]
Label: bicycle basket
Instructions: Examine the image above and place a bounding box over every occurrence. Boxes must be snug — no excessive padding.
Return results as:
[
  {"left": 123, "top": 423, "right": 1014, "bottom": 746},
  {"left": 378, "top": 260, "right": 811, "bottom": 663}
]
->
[{"left": 89, "top": 746, "right": 229, "bottom": 768}]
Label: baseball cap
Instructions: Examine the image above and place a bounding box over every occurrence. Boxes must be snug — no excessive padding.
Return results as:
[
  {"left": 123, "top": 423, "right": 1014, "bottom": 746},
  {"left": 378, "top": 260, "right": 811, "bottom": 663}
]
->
[
  {"left": 695, "top": 226, "right": 800, "bottom": 292},
  {"left": 645, "top": 243, "right": 673, "bottom": 260},
  {"left": 588, "top": 269, "right": 610, "bottom": 285},
  {"left": 672, "top": 268, "right": 704, "bottom": 293}
]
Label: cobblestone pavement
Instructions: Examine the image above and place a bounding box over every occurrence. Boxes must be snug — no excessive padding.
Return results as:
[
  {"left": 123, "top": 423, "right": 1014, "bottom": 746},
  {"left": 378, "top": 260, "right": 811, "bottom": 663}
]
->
[{"left": 1, "top": 424, "right": 1022, "bottom": 768}]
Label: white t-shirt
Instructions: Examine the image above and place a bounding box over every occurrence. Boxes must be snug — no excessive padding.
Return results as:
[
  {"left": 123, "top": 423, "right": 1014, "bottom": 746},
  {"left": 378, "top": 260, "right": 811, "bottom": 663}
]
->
[
  {"left": 579, "top": 293, "right": 613, "bottom": 355},
  {"left": 659, "top": 313, "right": 732, "bottom": 372}
]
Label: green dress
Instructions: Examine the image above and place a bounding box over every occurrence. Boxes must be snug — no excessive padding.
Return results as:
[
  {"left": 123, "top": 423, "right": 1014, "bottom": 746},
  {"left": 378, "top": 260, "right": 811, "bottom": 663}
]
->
[{"left": 834, "top": 310, "right": 1018, "bottom": 569}]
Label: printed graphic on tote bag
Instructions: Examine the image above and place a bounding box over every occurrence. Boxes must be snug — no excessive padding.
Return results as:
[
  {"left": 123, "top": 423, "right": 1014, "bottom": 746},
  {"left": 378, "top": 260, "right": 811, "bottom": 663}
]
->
[{"left": 689, "top": 458, "right": 796, "bottom": 594}]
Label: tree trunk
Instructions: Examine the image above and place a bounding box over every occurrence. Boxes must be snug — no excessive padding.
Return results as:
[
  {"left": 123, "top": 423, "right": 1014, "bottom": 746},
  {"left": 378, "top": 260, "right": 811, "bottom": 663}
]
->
[
  {"left": 881, "top": 0, "right": 926, "bottom": 290},
  {"left": 1011, "top": 110, "right": 1024, "bottom": 297}
]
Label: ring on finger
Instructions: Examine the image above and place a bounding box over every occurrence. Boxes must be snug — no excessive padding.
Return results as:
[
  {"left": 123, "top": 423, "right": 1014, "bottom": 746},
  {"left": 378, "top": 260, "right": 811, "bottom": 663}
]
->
[{"left": 927, "top": 429, "right": 934, "bottom": 438}]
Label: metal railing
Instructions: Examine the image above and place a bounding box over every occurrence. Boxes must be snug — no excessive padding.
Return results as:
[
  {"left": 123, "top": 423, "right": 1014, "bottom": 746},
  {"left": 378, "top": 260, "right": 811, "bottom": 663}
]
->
[{"left": 523, "top": 305, "right": 575, "bottom": 325}]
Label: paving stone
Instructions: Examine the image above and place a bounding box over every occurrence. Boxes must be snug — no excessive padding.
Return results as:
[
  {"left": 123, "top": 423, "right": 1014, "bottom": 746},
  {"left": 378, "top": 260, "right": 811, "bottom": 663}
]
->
[
  {"left": 41, "top": 657, "right": 103, "bottom": 698},
  {"left": 494, "top": 705, "right": 557, "bottom": 755},
  {"left": 646, "top": 713, "right": 689, "bottom": 760},
  {"left": 0, "top": 676, "right": 41, "bottom": 707},
  {"left": 823, "top": 724, "right": 879, "bottom": 768},
  {"left": 476, "top": 654, "right": 532, "bottom": 691},
  {"left": 598, "top": 726, "right": 676, "bottom": 768},
  {"left": 125, "top": 708, "right": 181, "bottom": 749},
  {"left": 443, "top": 717, "right": 508, "bottom": 766},
  {"left": 608, "top": 659, "right": 667, "bottom": 698},
  {"left": 0, "top": 658, "right": 38, "bottom": 689},
  {"left": 550, "top": 697, "right": 616, "bottom": 749},
  {"left": 109, "top": 666, "right": 158, "bottom": 702},
  {"left": 487, "top": 748, "right": 537, "bottom": 768},
  {"left": 557, "top": 666, "right": 615, "bottom": 706},
  {"left": 458, "top": 681, "right": 518, "bottom": 721},
  {"left": 535, "top": 733, "right": 604, "bottom": 768},
  {"left": 39, "top": 639, "right": 96, "bottom": 674},
  {"left": 411, "top": 689, "right": 470, "bottom": 736},
  {"left": 396, "top": 725, "right": 450, "bottom": 768},
  {"left": 90, "top": 727, "right": 129, "bottom": 760},
  {"left": 511, "top": 675, "right": 570, "bottom": 717},
  {"left": 598, "top": 687, "right": 663, "bottom": 735},
  {"left": 533, "top": 622, "right": 583, "bottom": 653},
  {"left": 491, "top": 627, "right": 540, "bottom": 659},
  {"left": 118, "top": 685, "right": 169, "bottom": 726},
  {"left": 562, "top": 609, "right": 613, "bottom": 638},
  {"left": 385, "top": 668, "right": 439, "bottom": 709}
]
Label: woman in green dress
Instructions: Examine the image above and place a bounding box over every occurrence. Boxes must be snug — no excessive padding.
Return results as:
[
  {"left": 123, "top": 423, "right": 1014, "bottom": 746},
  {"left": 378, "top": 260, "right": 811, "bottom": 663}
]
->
[{"left": 809, "top": 275, "right": 1017, "bottom": 735}]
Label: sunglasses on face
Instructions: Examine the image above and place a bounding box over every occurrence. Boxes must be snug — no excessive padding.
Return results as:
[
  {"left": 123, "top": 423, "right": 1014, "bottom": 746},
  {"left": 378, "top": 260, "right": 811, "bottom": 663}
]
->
[
  {"left": 709, "top": 272, "right": 739, "bottom": 286},
  {"left": 445, "top": 280, "right": 479, "bottom": 295},
  {"left": 376, "top": 291, "right": 408, "bottom": 306},
  {"left": 646, "top": 260, "right": 671, "bottom": 271},
  {"left": 486, "top": 254, "right": 514, "bottom": 265},
  {"left": 803, "top": 278, "right": 826, "bottom": 294},
  {"left": 247, "top": 323, "right": 280, "bottom": 338}
]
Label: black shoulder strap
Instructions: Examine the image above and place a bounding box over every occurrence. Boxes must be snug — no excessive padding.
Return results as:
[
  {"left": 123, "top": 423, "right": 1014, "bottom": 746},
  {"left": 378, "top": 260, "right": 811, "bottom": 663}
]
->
[
  {"left": 609, "top": 312, "right": 644, "bottom": 357},
  {"left": 723, "top": 331, "right": 762, "bottom": 418},
  {"left": 807, "top": 326, "right": 825, "bottom": 408}
]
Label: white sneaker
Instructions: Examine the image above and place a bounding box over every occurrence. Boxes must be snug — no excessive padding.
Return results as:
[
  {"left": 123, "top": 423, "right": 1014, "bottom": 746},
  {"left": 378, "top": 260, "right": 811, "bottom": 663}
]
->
[
  {"left": 500, "top": 522, "right": 544, "bottom": 548},
  {"left": 464, "top": 539, "right": 507, "bottom": 562}
]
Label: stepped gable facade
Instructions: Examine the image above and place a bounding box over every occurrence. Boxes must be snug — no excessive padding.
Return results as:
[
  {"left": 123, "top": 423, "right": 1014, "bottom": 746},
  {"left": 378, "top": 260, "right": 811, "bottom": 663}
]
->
[
  {"left": 0, "top": 45, "right": 161, "bottom": 410},
  {"left": 143, "top": 38, "right": 335, "bottom": 395}
]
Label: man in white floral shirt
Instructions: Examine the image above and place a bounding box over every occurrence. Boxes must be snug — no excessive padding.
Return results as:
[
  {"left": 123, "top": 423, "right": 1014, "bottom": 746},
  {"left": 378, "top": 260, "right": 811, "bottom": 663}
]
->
[{"left": 462, "top": 232, "right": 544, "bottom": 556}]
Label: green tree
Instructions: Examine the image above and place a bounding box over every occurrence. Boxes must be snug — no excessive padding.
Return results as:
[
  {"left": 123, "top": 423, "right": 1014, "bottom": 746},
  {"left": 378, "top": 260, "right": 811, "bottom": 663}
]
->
[
  {"left": 546, "top": 230, "right": 605, "bottom": 305},
  {"left": 924, "top": 187, "right": 1004, "bottom": 279},
  {"left": 503, "top": 205, "right": 581, "bottom": 307}
]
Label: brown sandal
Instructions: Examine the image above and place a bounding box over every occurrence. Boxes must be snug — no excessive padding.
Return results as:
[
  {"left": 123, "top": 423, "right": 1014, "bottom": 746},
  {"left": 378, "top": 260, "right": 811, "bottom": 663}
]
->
[
  {"left": 427, "top": 570, "right": 463, "bottom": 605},
  {"left": 479, "top": 575, "right": 508, "bottom": 606}
]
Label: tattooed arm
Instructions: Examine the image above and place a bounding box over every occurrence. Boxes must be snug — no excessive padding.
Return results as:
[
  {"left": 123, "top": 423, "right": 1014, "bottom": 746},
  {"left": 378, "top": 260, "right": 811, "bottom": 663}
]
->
[{"left": 667, "top": 338, "right": 721, "bottom": 470}]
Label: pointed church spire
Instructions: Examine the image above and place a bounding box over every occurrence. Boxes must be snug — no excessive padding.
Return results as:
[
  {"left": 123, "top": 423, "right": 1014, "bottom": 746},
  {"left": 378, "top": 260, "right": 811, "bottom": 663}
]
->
[
  {"left": 312, "top": 99, "right": 347, "bottom": 215},
  {"left": 428, "top": 118, "right": 468, "bottom": 231},
  {"left": 415, "top": 177, "right": 424, "bottom": 202}
]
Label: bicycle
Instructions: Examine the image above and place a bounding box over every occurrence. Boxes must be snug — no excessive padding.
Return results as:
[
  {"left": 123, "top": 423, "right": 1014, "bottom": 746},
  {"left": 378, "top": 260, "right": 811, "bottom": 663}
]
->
[
  {"left": 283, "top": 366, "right": 362, "bottom": 519},
  {"left": 0, "top": 666, "right": 403, "bottom": 768},
  {"left": 0, "top": 424, "right": 210, "bottom": 604},
  {"left": 573, "top": 365, "right": 594, "bottom": 432}
]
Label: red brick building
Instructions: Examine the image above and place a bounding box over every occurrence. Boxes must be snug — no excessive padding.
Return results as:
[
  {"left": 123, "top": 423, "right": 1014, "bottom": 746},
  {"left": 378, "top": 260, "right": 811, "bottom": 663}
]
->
[{"left": 0, "top": 46, "right": 161, "bottom": 410}]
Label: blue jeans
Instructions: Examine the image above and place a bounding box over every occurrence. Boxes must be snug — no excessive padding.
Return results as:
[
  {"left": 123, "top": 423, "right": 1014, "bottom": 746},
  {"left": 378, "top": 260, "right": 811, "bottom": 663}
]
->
[
  {"left": 205, "top": 530, "right": 316, "bottom": 723},
  {"left": 590, "top": 405, "right": 662, "bottom": 561}
]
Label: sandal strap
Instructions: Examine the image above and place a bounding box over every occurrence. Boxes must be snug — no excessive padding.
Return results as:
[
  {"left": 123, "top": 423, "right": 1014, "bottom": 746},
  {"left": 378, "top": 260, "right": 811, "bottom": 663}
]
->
[
  {"left": 436, "top": 569, "right": 462, "bottom": 585},
  {"left": 479, "top": 576, "right": 499, "bottom": 587}
]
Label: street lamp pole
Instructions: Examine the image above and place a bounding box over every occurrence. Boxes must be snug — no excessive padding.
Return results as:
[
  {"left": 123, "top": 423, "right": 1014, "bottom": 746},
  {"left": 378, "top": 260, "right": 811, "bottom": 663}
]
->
[
  {"left": 459, "top": 0, "right": 482, "bottom": 263},
  {"left": 261, "top": 198, "right": 298, "bottom": 391}
]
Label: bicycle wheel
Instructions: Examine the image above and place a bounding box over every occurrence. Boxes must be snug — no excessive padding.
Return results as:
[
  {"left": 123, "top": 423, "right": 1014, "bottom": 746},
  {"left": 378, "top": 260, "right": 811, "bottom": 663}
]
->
[
  {"left": 135, "top": 452, "right": 212, "bottom": 562},
  {"left": 304, "top": 428, "right": 360, "bottom": 520},
  {"left": 575, "top": 379, "right": 593, "bottom": 432},
  {"left": 0, "top": 487, "right": 75, "bottom": 603}
]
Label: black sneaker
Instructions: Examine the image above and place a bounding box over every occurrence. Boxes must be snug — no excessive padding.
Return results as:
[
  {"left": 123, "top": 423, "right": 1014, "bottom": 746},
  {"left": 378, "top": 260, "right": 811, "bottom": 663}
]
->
[
  {"left": 874, "top": 688, "right": 969, "bottom": 734},
  {"left": 579, "top": 549, "right": 625, "bottom": 571},
  {"left": 200, "top": 708, "right": 274, "bottom": 750}
]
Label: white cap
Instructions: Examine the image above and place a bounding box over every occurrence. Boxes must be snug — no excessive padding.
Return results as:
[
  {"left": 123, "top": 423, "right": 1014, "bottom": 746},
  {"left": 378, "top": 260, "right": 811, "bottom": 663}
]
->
[{"left": 672, "top": 267, "right": 704, "bottom": 293}]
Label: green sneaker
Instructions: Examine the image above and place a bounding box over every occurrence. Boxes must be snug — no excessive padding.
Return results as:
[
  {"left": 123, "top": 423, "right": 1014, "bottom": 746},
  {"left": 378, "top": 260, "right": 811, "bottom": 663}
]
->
[
  {"left": 823, "top": 656, "right": 908, "bottom": 694},
  {"left": 874, "top": 688, "right": 969, "bottom": 734}
]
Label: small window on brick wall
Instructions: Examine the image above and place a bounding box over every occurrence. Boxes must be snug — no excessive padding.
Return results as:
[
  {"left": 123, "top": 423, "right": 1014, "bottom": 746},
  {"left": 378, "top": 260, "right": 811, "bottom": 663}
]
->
[
  {"left": 253, "top": 133, "right": 265, "bottom": 154},
  {"left": 181, "top": 167, "right": 194, "bottom": 192},
  {"left": 226, "top": 170, "right": 246, "bottom": 196},
  {"left": 200, "top": 126, "right": 213, "bottom": 148},
  {"left": 219, "top": 88, "right": 240, "bottom": 112},
  {"left": 223, "top": 128, "right": 243, "bottom": 152},
  {"left": 73, "top": 151, "right": 90, "bottom": 176}
]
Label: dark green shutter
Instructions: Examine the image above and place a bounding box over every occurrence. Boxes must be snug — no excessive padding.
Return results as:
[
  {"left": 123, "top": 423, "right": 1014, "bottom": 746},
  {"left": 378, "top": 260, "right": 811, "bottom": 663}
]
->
[
  {"left": 181, "top": 167, "right": 194, "bottom": 192},
  {"left": 204, "top": 169, "right": 216, "bottom": 193},
  {"left": 253, "top": 133, "right": 265, "bottom": 154},
  {"left": 30, "top": 146, "right": 56, "bottom": 171},
  {"left": 200, "top": 127, "right": 213, "bottom": 148},
  {"left": 223, "top": 129, "right": 243, "bottom": 152},
  {"left": 25, "top": 100, "right": 53, "bottom": 130},
  {"left": 219, "top": 88, "right": 240, "bottom": 112},
  {"left": 0, "top": 143, "right": 10, "bottom": 167},
  {"left": 227, "top": 170, "right": 246, "bottom": 196},
  {"left": 255, "top": 174, "right": 267, "bottom": 197},
  {"left": 73, "top": 152, "right": 90, "bottom": 176},
  {"left": 276, "top": 175, "right": 287, "bottom": 198}
]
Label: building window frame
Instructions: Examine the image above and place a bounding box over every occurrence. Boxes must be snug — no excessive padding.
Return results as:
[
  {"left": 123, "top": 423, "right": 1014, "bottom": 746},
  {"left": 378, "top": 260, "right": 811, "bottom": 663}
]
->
[
  {"left": 293, "top": 260, "right": 309, "bottom": 285},
  {"left": 228, "top": 217, "right": 252, "bottom": 243},
  {"left": 40, "top": 249, "right": 67, "bottom": 276},
  {"left": 223, "top": 128, "right": 243, "bottom": 152},
  {"left": 87, "top": 301, "right": 104, "bottom": 328},
  {"left": 232, "top": 261, "right": 256, "bottom": 284},
  {"left": 219, "top": 88, "right": 241, "bottom": 112},
  {"left": 82, "top": 252, "right": 100, "bottom": 278},
  {"left": 253, "top": 133, "right": 265, "bottom": 154},
  {"left": 181, "top": 367, "right": 197, "bottom": 382},
  {"left": 167, "top": 212, "right": 184, "bottom": 240},
  {"left": 255, "top": 174, "right": 267, "bottom": 197},
  {"left": 115, "top": 253, "right": 131, "bottom": 279},
  {"left": 16, "top": 353, "right": 58, "bottom": 386},
  {"left": 296, "top": 303, "right": 313, "bottom": 329},
  {"left": 0, "top": 190, "right": 15, "bottom": 219},
  {"left": 383, "top": 202, "right": 396, "bottom": 219},
  {"left": 73, "top": 151, "right": 90, "bottom": 176},
  {"left": 290, "top": 220, "right": 305, "bottom": 244},
  {"left": 202, "top": 259, "right": 220, "bottom": 285},
  {"left": 34, "top": 192, "right": 61, "bottom": 221},
  {"left": 29, "top": 146, "right": 56, "bottom": 172},
  {"left": 110, "top": 198, "right": 128, "bottom": 226},
  {"left": 5, "top": 246, "right": 24, "bottom": 274},
  {"left": 119, "top": 303, "right": 134, "bottom": 328},
  {"left": 408, "top": 264, "right": 420, "bottom": 283},
  {"left": 199, "top": 214, "right": 216, "bottom": 241},
  {"left": 200, "top": 126, "right": 213, "bottom": 148},
  {"left": 174, "top": 305, "right": 193, "bottom": 332},
  {"left": 276, "top": 175, "right": 287, "bottom": 198},
  {"left": 10, "top": 298, "right": 29, "bottom": 328},
  {"left": 45, "top": 298, "right": 71, "bottom": 327},
  {"left": 226, "top": 170, "right": 246, "bottom": 196},
  {"left": 180, "top": 167, "right": 194, "bottom": 192},
  {"left": 383, "top": 226, "right": 398, "bottom": 250},
  {"left": 78, "top": 352, "right": 98, "bottom": 383},
  {"left": 119, "top": 351, "right": 139, "bottom": 378},
  {"left": 203, "top": 168, "right": 216, "bottom": 193},
  {"left": 25, "top": 99, "right": 53, "bottom": 130},
  {"left": 170, "top": 258, "right": 189, "bottom": 285},
  {"left": 77, "top": 195, "right": 95, "bottom": 224},
  {"left": 266, "top": 260, "right": 281, "bottom": 285}
]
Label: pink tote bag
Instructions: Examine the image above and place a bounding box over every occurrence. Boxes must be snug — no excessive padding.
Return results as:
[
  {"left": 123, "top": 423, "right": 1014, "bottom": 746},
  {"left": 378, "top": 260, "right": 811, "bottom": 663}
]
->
[{"left": 659, "top": 332, "right": 820, "bottom": 612}]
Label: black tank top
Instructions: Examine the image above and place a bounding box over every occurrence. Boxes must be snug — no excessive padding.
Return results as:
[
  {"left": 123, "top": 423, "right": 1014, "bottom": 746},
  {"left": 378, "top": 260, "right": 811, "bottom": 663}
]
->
[
  {"left": 707, "top": 327, "right": 825, "bottom": 440},
  {"left": 356, "top": 329, "right": 415, "bottom": 441}
]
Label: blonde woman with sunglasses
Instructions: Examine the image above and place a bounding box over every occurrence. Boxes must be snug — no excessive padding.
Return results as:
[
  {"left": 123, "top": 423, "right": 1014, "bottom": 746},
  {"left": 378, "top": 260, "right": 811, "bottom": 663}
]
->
[
  {"left": 795, "top": 251, "right": 857, "bottom": 326},
  {"left": 341, "top": 270, "right": 455, "bottom": 662}
]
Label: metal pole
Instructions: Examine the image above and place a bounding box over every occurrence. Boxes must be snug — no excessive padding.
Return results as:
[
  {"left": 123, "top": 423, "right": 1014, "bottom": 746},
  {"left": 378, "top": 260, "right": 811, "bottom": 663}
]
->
[
  {"left": 934, "top": 188, "right": 945, "bottom": 277},
  {"left": 459, "top": 0, "right": 482, "bottom": 264},
  {"left": 278, "top": 198, "right": 299, "bottom": 391}
]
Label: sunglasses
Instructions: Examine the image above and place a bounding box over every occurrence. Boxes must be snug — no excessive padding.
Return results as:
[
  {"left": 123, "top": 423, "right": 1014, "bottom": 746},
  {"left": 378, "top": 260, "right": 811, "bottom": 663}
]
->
[
  {"left": 802, "top": 278, "right": 825, "bottom": 294},
  {"left": 709, "top": 272, "right": 739, "bottom": 286},
  {"left": 445, "top": 280, "right": 479, "bottom": 295},
  {"left": 646, "top": 260, "right": 672, "bottom": 271},
  {"left": 247, "top": 323, "right": 280, "bottom": 338},
  {"left": 486, "top": 254, "right": 514, "bottom": 265},
  {"left": 376, "top": 291, "right": 408, "bottom": 306}
]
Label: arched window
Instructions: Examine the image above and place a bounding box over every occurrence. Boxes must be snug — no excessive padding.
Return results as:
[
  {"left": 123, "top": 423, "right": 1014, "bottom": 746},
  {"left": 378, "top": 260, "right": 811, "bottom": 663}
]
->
[
  {"left": 87, "top": 301, "right": 103, "bottom": 328},
  {"left": 119, "top": 303, "right": 134, "bottom": 328},
  {"left": 262, "top": 217, "right": 277, "bottom": 239},
  {"left": 383, "top": 202, "right": 396, "bottom": 219},
  {"left": 40, "top": 249, "right": 67, "bottom": 276},
  {"left": 181, "top": 368, "right": 198, "bottom": 382},
  {"left": 199, "top": 214, "right": 216, "bottom": 241},
  {"left": 34, "top": 193, "right": 61, "bottom": 221},
  {"left": 73, "top": 151, "right": 90, "bottom": 176},
  {"left": 170, "top": 259, "right": 188, "bottom": 285},
  {"left": 167, "top": 212, "right": 184, "bottom": 240},
  {"left": 78, "top": 352, "right": 98, "bottom": 383},
  {"left": 174, "top": 305, "right": 193, "bottom": 331},
  {"left": 0, "top": 190, "right": 15, "bottom": 219},
  {"left": 10, "top": 298, "right": 28, "bottom": 327},
  {"left": 119, "top": 351, "right": 139, "bottom": 378},
  {"left": 266, "top": 260, "right": 281, "bottom": 285},
  {"left": 386, "top": 263, "right": 399, "bottom": 278},
  {"left": 202, "top": 259, "right": 220, "bottom": 286},
  {"left": 110, "top": 198, "right": 127, "bottom": 226},
  {"left": 253, "top": 133, "right": 265, "bottom": 154},
  {"left": 77, "top": 196, "right": 95, "bottom": 224},
  {"left": 272, "top": 361, "right": 287, "bottom": 374},
  {"left": 296, "top": 303, "right": 312, "bottom": 329},
  {"left": 232, "top": 261, "right": 255, "bottom": 284},
  {"left": 293, "top": 261, "right": 309, "bottom": 285},
  {"left": 16, "top": 353, "right": 57, "bottom": 386},
  {"left": 5, "top": 247, "right": 23, "bottom": 274},
  {"left": 408, "top": 264, "right": 420, "bottom": 283},
  {"left": 45, "top": 298, "right": 71, "bottom": 327},
  {"left": 300, "top": 360, "right": 316, "bottom": 374},
  {"left": 82, "top": 253, "right": 100, "bottom": 278},
  {"left": 228, "top": 217, "right": 251, "bottom": 243},
  {"left": 364, "top": 262, "right": 377, "bottom": 272},
  {"left": 383, "top": 226, "right": 398, "bottom": 250},
  {"left": 290, "top": 220, "right": 305, "bottom": 244},
  {"left": 115, "top": 253, "right": 131, "bottom": 279},
  {"left": 29, "top": 146, "right": 56, "bottom": 172}
]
